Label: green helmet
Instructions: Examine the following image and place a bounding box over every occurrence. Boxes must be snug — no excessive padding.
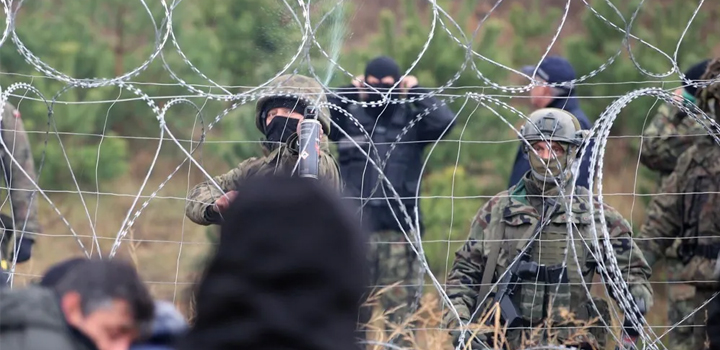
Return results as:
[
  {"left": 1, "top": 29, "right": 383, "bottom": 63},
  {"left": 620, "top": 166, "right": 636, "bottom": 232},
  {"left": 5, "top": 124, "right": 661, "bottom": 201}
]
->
[
  {"left": 520, "top": 108, "right": 584, "bottom": 147},
  {"left": 520, "top": 108, "right": 586, "bottom": 184},
  {"left": 254, "top": 74, "right": 332, "bottom": 135},
  {"left": 697, "top": 58, "right": 720, "bottom": 121}
]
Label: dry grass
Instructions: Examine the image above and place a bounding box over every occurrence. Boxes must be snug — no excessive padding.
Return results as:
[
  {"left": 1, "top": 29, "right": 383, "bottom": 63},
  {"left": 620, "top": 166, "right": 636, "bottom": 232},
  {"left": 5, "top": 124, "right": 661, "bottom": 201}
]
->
[
  {"left": 9, "top": 155, "right": 215, "bottom": 316},
  {"left": 6, "top": 144, "right": 673, "bottom": 347},
  {"left": 363, "top": 287, "right": 624, "bottom": 350}
]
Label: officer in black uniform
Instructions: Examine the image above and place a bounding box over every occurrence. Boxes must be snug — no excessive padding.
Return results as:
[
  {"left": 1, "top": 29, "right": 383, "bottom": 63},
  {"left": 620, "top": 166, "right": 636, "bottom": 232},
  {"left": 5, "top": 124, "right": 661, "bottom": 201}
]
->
[{"left": 327, "top": 56, "right": 456, "bottom": 346}]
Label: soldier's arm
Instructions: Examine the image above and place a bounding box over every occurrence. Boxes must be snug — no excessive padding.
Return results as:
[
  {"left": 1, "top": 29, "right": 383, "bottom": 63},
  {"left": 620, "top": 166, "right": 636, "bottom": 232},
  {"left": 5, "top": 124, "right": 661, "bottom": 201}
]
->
[
  {"left": 1, "top": 110, "right": 41, "bottom": 240},
  {"left": 443, "top": 201, "right": 492, "bottom": 328},
  {"left": 603, "top": 207, "right": 653, "bottom": 299},
  {"left": 184, "top": 158, "right": 259, "bottom": 226},
  {"left": 410, "top": 86, "right": 456, "bottom": 142},
  {"left": 318, "top": 148, "right": 343, "bottom": 192},
  {"left": 635, "top": 151, "right": 690, "bottom": 267},
  {"left": 640, "top": 104, "right": 698, "bottom": 174}
]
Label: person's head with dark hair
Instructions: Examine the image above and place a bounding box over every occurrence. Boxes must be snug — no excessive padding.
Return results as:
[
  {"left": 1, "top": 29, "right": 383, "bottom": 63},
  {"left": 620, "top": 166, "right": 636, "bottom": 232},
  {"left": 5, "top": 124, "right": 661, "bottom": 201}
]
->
[
  {"left": 39, "top": 256, "right": 86, "bottom": 287},
  {"left": 182, "top": 175, "right": 368, "bottom": 350},
  {"left": 53, "top": 258, "right": 155, "bottom": 350}
]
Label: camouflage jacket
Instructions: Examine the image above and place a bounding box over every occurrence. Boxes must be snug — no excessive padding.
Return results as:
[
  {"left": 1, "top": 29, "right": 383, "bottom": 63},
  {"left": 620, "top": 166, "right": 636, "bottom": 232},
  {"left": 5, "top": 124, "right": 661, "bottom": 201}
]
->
[
  {"left": 638, "top": 135, "right": 720, "bottom": 288},
  {"left": 185, "top": 137, "right": 341, "bottom": 226},
  {"left": 0, "top": 103, "right": 40, "bottom": 259},
  {"left": 444, "top": 179, "right": 651, "bottom": 345},
  {"left": 640, "top": 103, "right": 706, "bottom": 184}
]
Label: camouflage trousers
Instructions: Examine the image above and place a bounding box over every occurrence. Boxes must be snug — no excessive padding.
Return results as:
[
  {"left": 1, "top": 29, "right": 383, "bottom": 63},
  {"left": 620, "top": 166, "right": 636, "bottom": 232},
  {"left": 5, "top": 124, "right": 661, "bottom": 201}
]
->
[
  {"left": 360, "top": 229, "right": 423, "bottom": 347},
  {"left": 666, "top": 259, "right": 714, "bottom": 350}
]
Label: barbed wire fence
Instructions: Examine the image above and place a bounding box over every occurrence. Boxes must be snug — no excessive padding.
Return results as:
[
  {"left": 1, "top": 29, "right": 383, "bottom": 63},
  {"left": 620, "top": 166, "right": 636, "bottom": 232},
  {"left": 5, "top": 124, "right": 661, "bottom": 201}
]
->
[{"left": 0, "top": 0, "right": 719, "bottom": 349}]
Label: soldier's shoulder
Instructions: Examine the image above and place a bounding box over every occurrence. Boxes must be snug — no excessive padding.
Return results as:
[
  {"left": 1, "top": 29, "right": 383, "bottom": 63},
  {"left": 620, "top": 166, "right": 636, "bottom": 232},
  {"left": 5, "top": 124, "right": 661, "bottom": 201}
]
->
[
  {"left": 698, "top": 142, "right": 720, "bottom": 175},
  {"left": 657, "top": 102, "right": 675, "bottom": 116},
  {"left": 236, "top": 155, "right": 267, "bottom": 172},
  {"left": 675, "top": 142, "right": 706, "bottom": 171},
  {"left": 484, "top": 190, "right": 511, "bottom": 211},
  {"left": 472, "top": 190, "right": 510, "bottom": 227}
]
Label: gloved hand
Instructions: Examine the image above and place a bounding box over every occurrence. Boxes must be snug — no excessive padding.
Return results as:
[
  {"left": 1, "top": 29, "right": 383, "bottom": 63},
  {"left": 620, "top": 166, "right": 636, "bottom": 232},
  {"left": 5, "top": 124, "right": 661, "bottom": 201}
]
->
[
  {"left": 629, "top": 284, "right": 653, "bottom": 312},
  {"left": 12, "top": 237, "right": 33, "bottom": 263},
  {"left": 450, "top": 329, "right": 487, "bottom": 350}
]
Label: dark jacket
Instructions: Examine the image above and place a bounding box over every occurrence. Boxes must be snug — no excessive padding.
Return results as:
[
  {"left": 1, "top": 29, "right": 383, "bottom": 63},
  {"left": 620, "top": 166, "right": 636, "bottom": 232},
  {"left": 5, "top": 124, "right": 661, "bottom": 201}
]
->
[
  {"left": 508, "top": 95, "right": 595, "bottom": 189},
  {"left": 709, "top": 275, "right": 720, "bottom": 350},
  {"left": 328, "top": 86, "right": 456, "bottom": 233},
  {"left": 0, "top": 286, "right": 97, "bottom": 350}
]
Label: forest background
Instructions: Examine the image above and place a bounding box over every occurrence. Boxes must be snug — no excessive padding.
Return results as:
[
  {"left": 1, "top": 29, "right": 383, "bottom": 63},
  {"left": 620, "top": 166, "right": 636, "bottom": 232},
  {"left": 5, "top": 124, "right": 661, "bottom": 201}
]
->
[{"left": 1, "top": 0, "right": 719, "bottom": 342}]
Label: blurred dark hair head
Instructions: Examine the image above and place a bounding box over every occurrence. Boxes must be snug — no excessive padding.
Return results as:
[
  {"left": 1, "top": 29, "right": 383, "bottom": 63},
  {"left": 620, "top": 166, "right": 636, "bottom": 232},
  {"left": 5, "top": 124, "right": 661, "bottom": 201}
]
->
[
  {"left": 53, "top": 258, "right": 155, "bottom": 335},
  {"left": 182, "top": 174, "right": 368, "bottom": 350},
  {"left": 40, "top": 257, "right": 86, "bottom": 287}
]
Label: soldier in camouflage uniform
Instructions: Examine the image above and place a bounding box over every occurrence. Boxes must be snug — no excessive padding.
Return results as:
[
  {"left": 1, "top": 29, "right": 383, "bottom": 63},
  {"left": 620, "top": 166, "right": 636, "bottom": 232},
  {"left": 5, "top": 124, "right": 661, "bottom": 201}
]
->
[
  {"left": 185, "top": 74, "right": 342, "bottom": 226},
  {"left": 0, "top": 102, "right": 40, "bottom": 271},
  {"left": 637, "top": 58, "right": 720, "bottom": 350},
  {"left": 640, "top": 59, "right": 710, "bottom": 186},
  {"left": 444, "top": 108, "right": 653, "bottom": 350},
  {"left": 639, "top": 58, "right": 711, "bottom": 350}
]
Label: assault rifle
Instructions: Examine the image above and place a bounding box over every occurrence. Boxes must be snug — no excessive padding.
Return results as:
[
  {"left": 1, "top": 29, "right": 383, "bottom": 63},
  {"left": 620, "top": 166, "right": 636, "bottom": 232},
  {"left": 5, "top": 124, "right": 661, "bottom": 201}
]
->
[{"left": 485, "top": 252, "right": 542, "bottom": 329}]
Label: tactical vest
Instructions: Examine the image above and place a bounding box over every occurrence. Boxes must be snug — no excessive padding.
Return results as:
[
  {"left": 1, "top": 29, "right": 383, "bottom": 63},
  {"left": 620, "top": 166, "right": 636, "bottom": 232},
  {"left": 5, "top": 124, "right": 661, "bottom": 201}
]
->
[
  {"left": 482, "top": 183, "right": 599, "bottom": 328},
  {"left": 336, "top": 104, "right": 424, "bottom": 232}
]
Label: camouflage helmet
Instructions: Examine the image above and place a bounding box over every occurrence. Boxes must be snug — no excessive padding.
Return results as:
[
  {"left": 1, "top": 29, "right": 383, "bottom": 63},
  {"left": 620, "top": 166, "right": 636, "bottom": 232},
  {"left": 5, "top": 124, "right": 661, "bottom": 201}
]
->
[
  {"left": 520, "top": 108, "right": 586, "bottom": 183},
  {"left": 520, "top": 108, "right": 584, "bottom": 147},
  {"left": 255, "top": 74, "right": 331, "bottom": 135},
  {"left": 697, "top": 58, "right": 720, "bottom": 120}
]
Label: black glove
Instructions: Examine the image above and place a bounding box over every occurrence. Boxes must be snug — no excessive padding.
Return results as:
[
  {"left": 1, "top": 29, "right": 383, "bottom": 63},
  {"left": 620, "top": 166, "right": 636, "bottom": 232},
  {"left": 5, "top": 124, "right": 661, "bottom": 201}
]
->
[{"left": 13, "top": 237, "right": 33, "bottom": 263}]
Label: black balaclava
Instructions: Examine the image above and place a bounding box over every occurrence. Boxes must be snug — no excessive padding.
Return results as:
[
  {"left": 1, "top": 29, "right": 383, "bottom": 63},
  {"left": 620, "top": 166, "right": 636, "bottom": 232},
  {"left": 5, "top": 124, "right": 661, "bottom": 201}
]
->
[
  {"left": 181, "top": 175, "right": 368, "bottom": 350},
  {"left": 684, "top": 59, "right": 710, "bottom": 97},
  {"left": 260, "top": 97, "right": 306, "bottom": 151},
  {"left": 364, "top": 56, "right": 401, "bottom": 118}
]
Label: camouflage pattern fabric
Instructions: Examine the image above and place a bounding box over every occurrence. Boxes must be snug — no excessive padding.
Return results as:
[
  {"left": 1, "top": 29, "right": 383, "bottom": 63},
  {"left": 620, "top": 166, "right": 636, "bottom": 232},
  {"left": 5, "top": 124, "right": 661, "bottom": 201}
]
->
[
  {"left": 640, "top": 103, "right": 707, "bottom": 185},
  {"left": 697, "top": 58, "right": 720, "bottom": 117},
  {"left": 186, "top": 73, "right": 342, "bottom": 226},
  {"left": 364, "top": 229, "right": 422, "bottom": 347},
  {"left": 638, "top": 136, "right": 720, "bottom": 350},
  {"left": 254, "top": 74, "right": 332, "bottom": 135},
  {"left": 0, "top": 103, "right": 40, "bottom": 261},
  {"left": 667, "top": 285, "right": 714, "bottom": 350},
  {"left": 185, "top": 141, "right": 341, "bottom": 226},
  {"left": 639, "top": 60, "right": 720, "bottom": 350},
  {"left": 637, "top": 135, "right": 720, "bottom": 289},
  {"left": 639, "top": 101, "right": 707, "bottom": 336},
  {"left": 444, "top": 177, "right": 652, "bottom": 349}
]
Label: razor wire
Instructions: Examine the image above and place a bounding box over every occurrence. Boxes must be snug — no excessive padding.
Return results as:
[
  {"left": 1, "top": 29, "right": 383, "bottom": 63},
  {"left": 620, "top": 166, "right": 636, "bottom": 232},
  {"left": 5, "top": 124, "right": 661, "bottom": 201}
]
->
[{"left": 0, "top": 0, "right": 717, "bottom": 350}]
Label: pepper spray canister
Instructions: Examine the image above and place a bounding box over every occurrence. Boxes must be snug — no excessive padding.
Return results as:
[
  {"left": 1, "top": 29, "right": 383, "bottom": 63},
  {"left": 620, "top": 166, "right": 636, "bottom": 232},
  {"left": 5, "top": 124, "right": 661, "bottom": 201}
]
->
[{"left": 298, "top": 105, "right": 321, "bottom": 179}]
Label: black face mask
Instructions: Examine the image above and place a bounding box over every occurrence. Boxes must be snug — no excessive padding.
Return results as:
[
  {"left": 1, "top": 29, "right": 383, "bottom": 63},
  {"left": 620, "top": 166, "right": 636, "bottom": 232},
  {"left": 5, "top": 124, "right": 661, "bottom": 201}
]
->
[
  {"left": 365, "top": 83, "right": 400, "bottom": 118},
  {"left": 366, "top": 83, "right": 398, "bottom": 102},
  {"left": 263, "top": 116, "right": 299, "bottom": 151}
]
